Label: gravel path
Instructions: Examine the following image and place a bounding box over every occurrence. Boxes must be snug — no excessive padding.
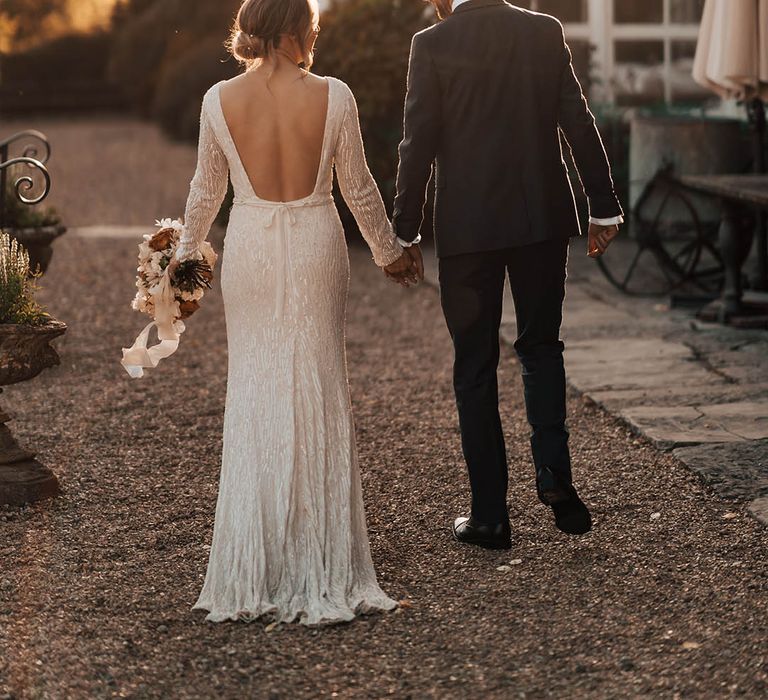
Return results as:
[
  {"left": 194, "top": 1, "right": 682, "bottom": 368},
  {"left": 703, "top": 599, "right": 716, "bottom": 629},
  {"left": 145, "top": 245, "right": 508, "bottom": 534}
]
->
[
  {"left": 0, "top": 116, "right": 197, "bottom": 227},
  {"left": 0, "top": 230, "right": 766, "bottom": 699}
]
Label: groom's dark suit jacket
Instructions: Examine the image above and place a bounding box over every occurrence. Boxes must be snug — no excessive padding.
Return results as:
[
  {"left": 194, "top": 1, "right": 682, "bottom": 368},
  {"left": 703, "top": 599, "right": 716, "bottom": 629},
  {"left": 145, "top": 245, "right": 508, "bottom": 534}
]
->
[{"left": 393, "top": 0, "right": 624, "bottom": 257}]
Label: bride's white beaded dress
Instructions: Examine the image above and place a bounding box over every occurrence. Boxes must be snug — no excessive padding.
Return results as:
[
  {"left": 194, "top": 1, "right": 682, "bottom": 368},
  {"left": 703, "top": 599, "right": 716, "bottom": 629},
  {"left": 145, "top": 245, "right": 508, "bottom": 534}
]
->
[{"left": 174, "top": 77, "right": 402, "bottom": 625}]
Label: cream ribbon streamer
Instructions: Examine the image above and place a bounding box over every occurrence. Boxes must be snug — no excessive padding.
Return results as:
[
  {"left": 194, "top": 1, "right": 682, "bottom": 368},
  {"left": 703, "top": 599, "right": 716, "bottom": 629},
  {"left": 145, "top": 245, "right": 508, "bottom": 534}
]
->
[
  {"left": 121, "top": 270, "right": 185, "bottom": 378},
  {"left": 267, "top": 204, "right": 296, "bottom": 323}
]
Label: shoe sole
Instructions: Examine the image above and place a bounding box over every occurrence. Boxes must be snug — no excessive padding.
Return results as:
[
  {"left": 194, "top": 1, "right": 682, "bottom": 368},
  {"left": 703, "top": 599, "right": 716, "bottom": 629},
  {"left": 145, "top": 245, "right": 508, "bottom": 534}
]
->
[
  {"left": 555, "top": 523, "right": 592, "bottom": 535},
  {"left": 452, "top": 528, "right": 512, "bottom": 550}
]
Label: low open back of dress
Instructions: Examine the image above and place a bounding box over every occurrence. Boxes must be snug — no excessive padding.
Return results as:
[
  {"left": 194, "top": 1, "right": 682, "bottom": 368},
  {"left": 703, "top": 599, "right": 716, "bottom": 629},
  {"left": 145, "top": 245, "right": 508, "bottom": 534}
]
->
[{"left": 217, "top": 75, "right": 331, "bottom": 204}]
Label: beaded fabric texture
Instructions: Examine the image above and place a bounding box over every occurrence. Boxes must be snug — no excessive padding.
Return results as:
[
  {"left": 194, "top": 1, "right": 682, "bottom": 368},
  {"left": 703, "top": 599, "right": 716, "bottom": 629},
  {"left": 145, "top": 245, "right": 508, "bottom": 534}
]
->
[{"left": 175, "top": 77, "right": 402, "bottom": 624}]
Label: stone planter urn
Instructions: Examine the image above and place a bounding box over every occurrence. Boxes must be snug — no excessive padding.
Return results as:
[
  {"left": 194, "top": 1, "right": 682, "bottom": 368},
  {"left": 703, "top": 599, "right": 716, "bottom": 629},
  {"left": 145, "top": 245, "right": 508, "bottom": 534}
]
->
[
  {"left": 8, "top": 223, "right": 67, "bottom": 274},
  {"left": 0, "top": 319, "right": 67, "bottom": 505}
]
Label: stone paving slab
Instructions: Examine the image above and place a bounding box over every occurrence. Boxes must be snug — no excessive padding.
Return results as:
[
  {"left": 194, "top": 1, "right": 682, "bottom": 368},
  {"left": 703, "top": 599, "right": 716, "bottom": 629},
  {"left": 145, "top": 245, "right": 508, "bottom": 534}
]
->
[
  {"left": 749, "top": 496, "right": 768, "bottom": 526},
  {"left": 564, "top": 338, "right": 723, "bottom": 393},
  {"left": 673, "top": 439, "right": 768, "bottom": 501},
  {"left": 588, "top": 382, "right": 768, "bottom": 412},
  {"left": 621, "top": 402, "right": 768, "bottom": 451}
]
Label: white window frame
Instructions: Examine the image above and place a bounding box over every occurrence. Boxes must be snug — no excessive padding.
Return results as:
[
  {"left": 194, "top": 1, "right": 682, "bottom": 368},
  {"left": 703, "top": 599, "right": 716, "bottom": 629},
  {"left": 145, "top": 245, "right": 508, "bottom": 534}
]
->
[{"left": 526, "top": 0, "right": 702, "bottom": 104}]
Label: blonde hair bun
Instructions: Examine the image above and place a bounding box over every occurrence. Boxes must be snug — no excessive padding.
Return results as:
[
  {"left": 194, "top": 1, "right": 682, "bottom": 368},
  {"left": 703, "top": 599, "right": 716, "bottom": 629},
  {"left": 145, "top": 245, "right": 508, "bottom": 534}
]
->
[{"left": 232, "top": 30, "right": 265, "bottom": 61}]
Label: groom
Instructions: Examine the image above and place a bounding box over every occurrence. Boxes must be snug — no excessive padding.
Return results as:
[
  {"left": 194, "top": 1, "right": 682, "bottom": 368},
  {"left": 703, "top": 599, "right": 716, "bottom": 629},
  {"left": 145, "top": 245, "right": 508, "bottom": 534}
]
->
[{"left": 391, "top": 0, "right": 623, "bottom": 549}]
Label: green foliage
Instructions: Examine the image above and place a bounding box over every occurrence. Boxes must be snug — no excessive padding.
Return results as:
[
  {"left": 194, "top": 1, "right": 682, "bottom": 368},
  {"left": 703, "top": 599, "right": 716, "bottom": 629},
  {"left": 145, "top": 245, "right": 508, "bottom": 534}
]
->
[
  {"left": 0, "top": 31, "right": 112, "bottom": 85},
  {"left": 0, "top": 230, "right": 49, "bottom": 325},
  {"left": 152, "top": 37, "right": 240, "bottom": 141},
  {"left": 108, "top": 0, "right": 241, "bottom": 121},
  {"left": 2, "top": 183, "right": 61, "bottom": 229},
  {"left": 313, "top": 0, "right": 431, "bottom": 203}
]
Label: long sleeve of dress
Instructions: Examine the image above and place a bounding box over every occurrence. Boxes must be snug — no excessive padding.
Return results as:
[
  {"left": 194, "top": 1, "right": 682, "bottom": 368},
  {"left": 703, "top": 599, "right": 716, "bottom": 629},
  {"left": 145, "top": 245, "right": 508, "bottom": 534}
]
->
[
  {"left": 175, "top": 96, "right": 230, "bottom": 263},
  {"left": 334, "top": 85, "right": 404, "bottom": 268}
]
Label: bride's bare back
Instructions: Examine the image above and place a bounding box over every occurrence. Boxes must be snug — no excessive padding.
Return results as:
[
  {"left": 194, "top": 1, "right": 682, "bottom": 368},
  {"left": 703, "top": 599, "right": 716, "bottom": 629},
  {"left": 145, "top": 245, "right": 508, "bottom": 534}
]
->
[{"left": 218, "top": 69, "right": 329, "bottom": 203}]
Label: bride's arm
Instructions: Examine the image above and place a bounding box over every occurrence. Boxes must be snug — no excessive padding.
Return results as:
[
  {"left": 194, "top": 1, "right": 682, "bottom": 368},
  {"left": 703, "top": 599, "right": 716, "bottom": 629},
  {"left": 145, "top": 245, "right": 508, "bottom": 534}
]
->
[
  {"left": 174, "top": 93, "right": 229, "bottom": 263},
  {"left": 334, "top": 84, "right": 404, "bottom": 268}
]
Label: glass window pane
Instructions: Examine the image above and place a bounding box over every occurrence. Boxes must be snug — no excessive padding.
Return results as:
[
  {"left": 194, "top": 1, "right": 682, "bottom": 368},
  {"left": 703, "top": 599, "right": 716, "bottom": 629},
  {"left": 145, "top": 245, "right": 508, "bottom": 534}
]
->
[
  {"left": 670, "top": 0, "right": 705, "bottom": 23},
  {"left": 670, "top": 39, "right": 712, "bottom": 101},
  {"left": 614, "top": 0, "right": 663, "bottom": 24},
  {"left": 537, "top": 0, "right": 588, "bottom": 22},
  {"left": 614, "top": 40, "right": 665, "bottom": 105}
]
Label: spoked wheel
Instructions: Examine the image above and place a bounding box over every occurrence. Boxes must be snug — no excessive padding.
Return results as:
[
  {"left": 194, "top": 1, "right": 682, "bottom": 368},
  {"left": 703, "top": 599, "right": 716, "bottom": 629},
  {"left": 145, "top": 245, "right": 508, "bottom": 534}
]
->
[{"left": 597, "top": 173, "right": 723, "bottom": 296}]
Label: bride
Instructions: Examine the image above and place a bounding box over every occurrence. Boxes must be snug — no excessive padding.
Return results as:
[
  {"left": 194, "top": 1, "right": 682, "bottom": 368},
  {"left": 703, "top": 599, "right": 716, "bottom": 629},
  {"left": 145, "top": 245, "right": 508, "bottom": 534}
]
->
[{"left": 168, "top": 0, "right": 421, "bottom": 625}]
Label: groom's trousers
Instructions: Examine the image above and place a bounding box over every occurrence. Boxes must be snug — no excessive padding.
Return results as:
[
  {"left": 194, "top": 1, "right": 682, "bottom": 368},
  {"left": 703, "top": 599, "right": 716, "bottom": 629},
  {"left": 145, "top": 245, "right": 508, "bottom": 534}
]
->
[{"left": 438, "top": 237, "right": 572, "bottom": 525}]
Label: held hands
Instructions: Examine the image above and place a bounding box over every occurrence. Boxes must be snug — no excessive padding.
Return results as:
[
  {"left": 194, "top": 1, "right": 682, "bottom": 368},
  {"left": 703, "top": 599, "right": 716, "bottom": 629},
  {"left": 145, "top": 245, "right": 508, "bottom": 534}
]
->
[
  {"left": 384, "top": 245, "right": 424, "bottom": 287},
  {"left": 588, "top": 223, "right": 620, "bottom": 258}
]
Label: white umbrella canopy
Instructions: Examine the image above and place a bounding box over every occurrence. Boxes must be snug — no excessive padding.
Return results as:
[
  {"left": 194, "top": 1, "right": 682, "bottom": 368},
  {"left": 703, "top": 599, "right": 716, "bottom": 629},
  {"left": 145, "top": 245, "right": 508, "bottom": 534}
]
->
[{"left": 693, "top": 0, "right": 768, "bottom": 101}]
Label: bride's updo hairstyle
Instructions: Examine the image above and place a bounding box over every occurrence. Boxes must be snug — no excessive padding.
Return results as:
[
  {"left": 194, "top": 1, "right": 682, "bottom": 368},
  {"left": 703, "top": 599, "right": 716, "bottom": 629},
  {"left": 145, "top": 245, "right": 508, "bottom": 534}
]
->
[{"left": 229, "top": 0, "right": 319, "bottom": 68}]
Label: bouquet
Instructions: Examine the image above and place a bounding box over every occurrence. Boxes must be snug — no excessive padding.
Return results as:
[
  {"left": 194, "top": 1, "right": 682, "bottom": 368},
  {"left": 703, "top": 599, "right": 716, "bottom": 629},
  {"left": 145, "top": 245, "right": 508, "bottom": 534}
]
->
[{"left": 121, "top": 218, "right": 217, "bottom": 378}]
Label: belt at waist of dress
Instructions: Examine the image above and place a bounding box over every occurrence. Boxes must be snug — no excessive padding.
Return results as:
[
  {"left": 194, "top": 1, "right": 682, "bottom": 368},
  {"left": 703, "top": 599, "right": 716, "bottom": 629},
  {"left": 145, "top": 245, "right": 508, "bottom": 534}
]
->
[
  {"left": 231, "top": 194, "right": 335, "bottom": 323},
  {"left": 232, "top": 194, "right": 334, "bottom": 214}
]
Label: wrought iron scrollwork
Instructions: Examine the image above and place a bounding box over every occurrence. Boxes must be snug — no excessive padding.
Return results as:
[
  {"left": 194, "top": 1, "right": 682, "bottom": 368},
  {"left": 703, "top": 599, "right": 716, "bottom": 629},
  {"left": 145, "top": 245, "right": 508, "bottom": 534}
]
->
[
  {"left": 0, "top": 130, "right": 53, "bottom": 230},
  {"left": 0, "top": 130, "right": 51, "bottom": 165},
  {"left": 0, "top": 157, "right": 51, "bottom": 206}
]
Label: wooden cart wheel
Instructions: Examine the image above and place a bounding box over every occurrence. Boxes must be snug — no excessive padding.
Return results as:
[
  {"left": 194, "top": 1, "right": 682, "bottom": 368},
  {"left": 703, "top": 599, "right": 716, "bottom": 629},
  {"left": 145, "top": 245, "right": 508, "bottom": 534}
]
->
[{"left": 597, "top": 173, "right": 721, "bottom": 296}]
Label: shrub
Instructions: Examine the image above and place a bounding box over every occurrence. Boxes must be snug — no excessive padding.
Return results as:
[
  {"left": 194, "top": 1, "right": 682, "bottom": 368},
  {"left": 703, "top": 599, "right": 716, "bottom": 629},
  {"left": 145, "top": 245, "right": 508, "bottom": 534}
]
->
[
  {"left": 313, "top": 0, "right": 431, "bottom": 204},
  {"left": 2, "top": 182, "right": 60, "bottom": 230},
  {"left": 152, "top": 38, "right": 239, "bottom": 141},
  {"left": 108, "top": 0, "right": 241, "bottom": 118},
  {"left": 0, "top": 31, "right": 112, "bottom": 86},
  {"left": 0, "top": 231, "right": 49, "bottom": 325},
  {"left": 108, "top": 2, "right": 182, "bottom": 115}
]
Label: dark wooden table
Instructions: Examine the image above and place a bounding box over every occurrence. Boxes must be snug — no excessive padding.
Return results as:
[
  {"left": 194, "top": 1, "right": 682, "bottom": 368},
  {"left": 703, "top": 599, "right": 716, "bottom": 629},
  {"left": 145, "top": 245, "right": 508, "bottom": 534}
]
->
[{"left": 678, "top": 174, "right": 768, "bottom": 323}]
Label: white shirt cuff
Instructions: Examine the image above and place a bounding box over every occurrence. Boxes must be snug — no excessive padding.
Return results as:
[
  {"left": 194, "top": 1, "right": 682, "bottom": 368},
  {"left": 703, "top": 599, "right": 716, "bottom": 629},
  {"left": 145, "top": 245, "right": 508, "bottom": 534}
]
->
[
  {"left": 396, "top": 233, "right": 422, "bottom": 248},
  {"left": 590, "top": 215, "right": 624, "bottom": 226}
]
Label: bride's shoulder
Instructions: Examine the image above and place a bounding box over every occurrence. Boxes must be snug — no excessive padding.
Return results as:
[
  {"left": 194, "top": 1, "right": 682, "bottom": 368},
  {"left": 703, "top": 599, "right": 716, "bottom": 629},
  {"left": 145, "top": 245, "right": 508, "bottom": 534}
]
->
[
  {"left": 317, "top": 75, "right": 355, "bottom": 103},
  {"left": 199, "top": 79, "right": 228, "bottom": 106},
  {"left": 312, "top": 74, "right": 345, "bottom": 90}
]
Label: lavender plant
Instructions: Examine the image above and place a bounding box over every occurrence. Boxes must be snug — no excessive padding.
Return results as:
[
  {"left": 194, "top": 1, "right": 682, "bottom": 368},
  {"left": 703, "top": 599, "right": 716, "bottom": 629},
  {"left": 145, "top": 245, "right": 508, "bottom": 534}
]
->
[{"left": 0, "top": 231, "right": 49, "bottom": 325}]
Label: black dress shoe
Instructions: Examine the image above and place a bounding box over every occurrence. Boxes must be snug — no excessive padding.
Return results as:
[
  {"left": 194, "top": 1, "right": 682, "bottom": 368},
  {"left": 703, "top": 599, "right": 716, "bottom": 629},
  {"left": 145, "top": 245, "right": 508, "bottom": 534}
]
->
[
  {"left": 539, "top": 486, "right": 592, "bottom": 535},
  {"left": 452, "top": 516, "right": 512, "bottom": 550}
]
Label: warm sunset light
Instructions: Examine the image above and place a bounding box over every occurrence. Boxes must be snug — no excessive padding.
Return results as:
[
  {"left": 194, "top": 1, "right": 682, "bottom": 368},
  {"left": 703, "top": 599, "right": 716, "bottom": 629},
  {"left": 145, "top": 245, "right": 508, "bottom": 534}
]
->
[
  {"left": 66, "top": 0, "right": 119, "bottom": 32},
  {"left": 0, "top": 0, "right": 119, "bottom": 52}
]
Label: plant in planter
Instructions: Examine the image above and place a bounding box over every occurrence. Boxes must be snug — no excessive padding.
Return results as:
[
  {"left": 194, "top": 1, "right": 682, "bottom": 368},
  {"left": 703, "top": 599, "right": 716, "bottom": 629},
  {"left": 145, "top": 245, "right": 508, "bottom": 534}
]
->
[
  {"left": 2, "top": 183, "right": 66, "bottom": 275},
  {"left": 0, "top": 231, "right": 67, "bottom": 506}
]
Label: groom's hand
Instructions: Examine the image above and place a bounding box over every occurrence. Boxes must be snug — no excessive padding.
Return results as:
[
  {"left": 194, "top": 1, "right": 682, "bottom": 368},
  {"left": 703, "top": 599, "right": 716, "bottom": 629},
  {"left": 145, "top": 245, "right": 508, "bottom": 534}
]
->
[
  {"left": 384, "top": 249, "right": 419, "bottom": 287},
  {"left": 405, "top": 244, "right": 425, "bottom": 283},
  {"left": 588, "top": 223, "right": 620, "bottom": 258}
]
